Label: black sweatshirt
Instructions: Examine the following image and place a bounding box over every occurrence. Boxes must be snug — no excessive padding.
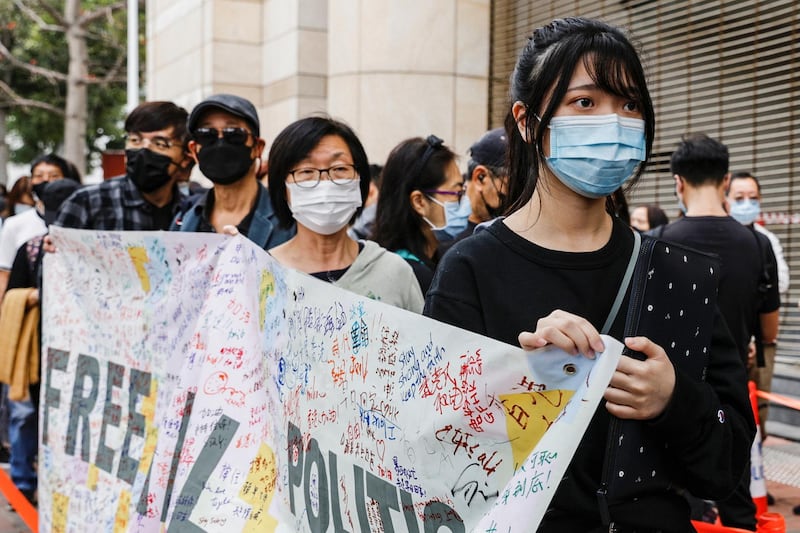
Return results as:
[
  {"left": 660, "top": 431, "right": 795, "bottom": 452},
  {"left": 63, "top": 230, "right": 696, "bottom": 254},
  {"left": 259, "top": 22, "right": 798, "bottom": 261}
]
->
[{"left": 424, "top": 218, "right": 755, "bottom": 532}]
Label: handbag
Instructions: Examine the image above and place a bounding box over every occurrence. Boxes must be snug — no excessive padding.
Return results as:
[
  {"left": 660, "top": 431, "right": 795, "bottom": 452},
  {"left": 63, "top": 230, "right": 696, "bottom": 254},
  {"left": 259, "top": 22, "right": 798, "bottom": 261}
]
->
[{"left": 596, "top": 234, "right": 721, "bottom": 520}]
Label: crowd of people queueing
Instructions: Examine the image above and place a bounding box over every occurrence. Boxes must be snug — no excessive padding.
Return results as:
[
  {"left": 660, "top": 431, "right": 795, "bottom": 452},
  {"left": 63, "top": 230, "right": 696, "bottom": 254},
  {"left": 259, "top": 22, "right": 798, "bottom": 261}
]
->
[{"left": 0, "top": 16, "right": 787, "bottom": 532}]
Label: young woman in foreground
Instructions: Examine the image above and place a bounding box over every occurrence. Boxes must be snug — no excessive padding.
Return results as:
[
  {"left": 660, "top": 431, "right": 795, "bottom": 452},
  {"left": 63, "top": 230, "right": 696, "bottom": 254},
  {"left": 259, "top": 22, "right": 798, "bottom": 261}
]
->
[{"left": 424, "top": 17, "right": 754, "bottom": 532}]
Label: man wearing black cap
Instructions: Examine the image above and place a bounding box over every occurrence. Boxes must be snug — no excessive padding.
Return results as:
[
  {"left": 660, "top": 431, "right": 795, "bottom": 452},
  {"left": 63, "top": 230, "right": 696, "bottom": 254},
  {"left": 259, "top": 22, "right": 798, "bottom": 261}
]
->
[
  {"left": 172, "top": 93, "right": 295, "bottom": 249},
  {"left": 446, "top": 127, "right": 509, "bottom": 246},
  {"left": 53, "top": 101, "right": 193, "bottom": 231}
]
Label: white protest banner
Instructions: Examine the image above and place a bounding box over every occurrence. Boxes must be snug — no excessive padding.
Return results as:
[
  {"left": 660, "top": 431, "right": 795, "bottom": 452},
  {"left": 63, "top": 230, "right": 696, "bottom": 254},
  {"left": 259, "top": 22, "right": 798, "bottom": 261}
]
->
[{"left": 41, "top": 227, "right": 622, "bottom": 532}]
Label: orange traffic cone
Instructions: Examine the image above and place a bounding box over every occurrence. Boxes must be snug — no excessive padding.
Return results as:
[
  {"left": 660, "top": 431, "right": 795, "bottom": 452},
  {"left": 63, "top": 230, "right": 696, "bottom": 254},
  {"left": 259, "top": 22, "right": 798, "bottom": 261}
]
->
[{"left": 757, "top": 512, "right": 786, "bottom": 532}]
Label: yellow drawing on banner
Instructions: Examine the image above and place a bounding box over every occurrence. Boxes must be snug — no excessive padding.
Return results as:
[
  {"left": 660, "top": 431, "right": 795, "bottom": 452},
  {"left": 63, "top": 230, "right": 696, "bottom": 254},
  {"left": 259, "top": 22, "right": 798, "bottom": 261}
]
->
[
  {"left": 52, "top": 491, "right": 69, "bottom": 533},
  {"left": 87, "top": 463, "right": 99, "bottom": 490},
  {"left": 138, "top": 378, "right": 159, "bottom": 475},
  {"left": 241, "top": 442, "right": 279, "bottom": 532},
  {"left": 113, "top": 490, "right": 131, "bottom": 532},
  {"left": 500, "top": 390, "right": 575, "bottom": 469},
  {"left": 258, "top": 270, "right": 275, "bottom": 330},
  {"left": 128, "top": 247, "right": 150, "bottom": 293}
]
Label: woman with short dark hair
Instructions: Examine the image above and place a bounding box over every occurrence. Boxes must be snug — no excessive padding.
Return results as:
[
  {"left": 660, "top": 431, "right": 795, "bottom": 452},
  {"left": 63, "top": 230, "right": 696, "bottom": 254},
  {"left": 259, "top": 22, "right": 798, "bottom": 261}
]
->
[{"left": 268, "top": 116, "right": 423, "bottom": 313}]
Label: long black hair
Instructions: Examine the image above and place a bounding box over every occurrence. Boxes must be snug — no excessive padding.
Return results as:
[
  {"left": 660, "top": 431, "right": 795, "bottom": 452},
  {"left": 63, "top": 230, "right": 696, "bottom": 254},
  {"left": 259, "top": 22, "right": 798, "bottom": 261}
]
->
[
  {"left": 504, "top": 17, "right": 655, "bottom": 214},
  {"left": 372, "top": 136, "right": 456, "bottom": 261},
  {"left": 267, "top": 115, "right": 371, "bottom": 229}
]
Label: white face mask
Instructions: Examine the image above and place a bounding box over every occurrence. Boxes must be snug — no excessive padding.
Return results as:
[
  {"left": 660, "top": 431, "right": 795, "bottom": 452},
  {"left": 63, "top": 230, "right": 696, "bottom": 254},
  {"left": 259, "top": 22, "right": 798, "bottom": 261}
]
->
[{"left": 287, "top": 180, "right": 363, "bottom": 235}]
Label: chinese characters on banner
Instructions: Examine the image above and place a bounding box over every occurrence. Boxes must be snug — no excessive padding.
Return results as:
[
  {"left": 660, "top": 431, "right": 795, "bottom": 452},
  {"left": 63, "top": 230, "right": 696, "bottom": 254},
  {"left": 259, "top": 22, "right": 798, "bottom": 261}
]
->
[{"left": 41, "top": 228, "right": 621, "bottom": 532}]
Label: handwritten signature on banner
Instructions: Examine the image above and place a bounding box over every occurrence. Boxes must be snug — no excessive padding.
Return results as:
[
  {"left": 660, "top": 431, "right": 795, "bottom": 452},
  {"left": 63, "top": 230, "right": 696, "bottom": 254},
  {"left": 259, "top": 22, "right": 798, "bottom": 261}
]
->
[{"left": 41, "top": 227, "right": 622, "bottom": 532}]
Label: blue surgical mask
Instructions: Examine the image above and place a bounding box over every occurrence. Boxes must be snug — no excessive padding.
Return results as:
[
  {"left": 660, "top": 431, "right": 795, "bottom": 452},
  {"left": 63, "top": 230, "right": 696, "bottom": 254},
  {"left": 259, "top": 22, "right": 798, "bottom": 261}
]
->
[
  {"left": 14, "top": 203, "right": 33, "bottom": 215},
  {"left": 677, "top": 196, "right": 688, "bottom": 215},
  {"left": 729, "top": 198, "right": 760, "bottom": 225},
  {"left": 425, "top": 195, "right": 471, "bottom": 241},
  {"left": 545, "top": 114, "right": 646, "bottom": 199}
]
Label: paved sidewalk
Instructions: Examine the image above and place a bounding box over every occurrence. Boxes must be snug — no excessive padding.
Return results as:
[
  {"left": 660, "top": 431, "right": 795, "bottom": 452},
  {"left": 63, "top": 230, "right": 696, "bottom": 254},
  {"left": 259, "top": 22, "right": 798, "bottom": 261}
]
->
[
  {"left": 0, "top": 491, "right": 29, "bottom": 532},
  {"left": 0, "top": 501, "right": 28, "bottom": 532},
  {"left": 763, "top": 436, "right": 800, "bottom": 532}
]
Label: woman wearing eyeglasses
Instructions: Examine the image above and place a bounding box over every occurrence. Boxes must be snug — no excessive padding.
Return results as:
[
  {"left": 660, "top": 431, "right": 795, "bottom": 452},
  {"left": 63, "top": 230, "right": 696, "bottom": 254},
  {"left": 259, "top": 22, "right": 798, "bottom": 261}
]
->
[
  {"left": 371, "top": 136, "right": 469, "bottom": 295},
  {"left": 267, "top": 116, "right": 424, "bottom": 313}
]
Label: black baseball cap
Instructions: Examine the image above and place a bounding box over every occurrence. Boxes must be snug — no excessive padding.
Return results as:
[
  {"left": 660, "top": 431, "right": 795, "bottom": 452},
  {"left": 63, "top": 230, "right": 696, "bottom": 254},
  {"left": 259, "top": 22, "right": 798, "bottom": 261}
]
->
[
  {"left": 188, "top": 94, "right": 260, "bottom": 137},
  {"left": 469, "top": 127, "right": 508, "bottom": 169}
]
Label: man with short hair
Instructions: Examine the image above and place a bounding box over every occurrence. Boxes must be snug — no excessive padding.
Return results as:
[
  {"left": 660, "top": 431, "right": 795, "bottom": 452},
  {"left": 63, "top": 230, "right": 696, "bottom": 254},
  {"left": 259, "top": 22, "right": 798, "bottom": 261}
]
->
[
  {"left": 660, "top": 133, "right": 779, "bottom": 531},
  {"left": 438, "top": 128, "right": 509, "bottom": 251},
  {"left": 458, "top": 127, "right": 509, "bottom": 242},
  {"left": 53, "top": 101, "right": 193, "bottom": 231},
  {"left": 0, "top": 154, "right": 80, "bottom": 300},
  {"left": 172, "top": 93, "right": 294, "bottom": 249}
]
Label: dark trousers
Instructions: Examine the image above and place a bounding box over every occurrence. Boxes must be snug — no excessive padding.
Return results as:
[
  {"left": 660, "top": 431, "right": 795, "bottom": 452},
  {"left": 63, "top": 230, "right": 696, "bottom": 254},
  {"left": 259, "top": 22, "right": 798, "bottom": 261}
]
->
[{"left": 716, "top": 459, "right": 757, "bottom": 531}]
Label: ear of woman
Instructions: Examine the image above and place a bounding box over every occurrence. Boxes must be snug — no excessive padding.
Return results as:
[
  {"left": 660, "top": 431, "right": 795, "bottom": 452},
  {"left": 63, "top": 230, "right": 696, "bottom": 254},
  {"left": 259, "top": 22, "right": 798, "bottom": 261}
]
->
[
  {"left": 512, "top": 101, "right": 530, "bottom": 142},
  {"left": 409, "top": 190, "right": 429, "bottom": 217}
]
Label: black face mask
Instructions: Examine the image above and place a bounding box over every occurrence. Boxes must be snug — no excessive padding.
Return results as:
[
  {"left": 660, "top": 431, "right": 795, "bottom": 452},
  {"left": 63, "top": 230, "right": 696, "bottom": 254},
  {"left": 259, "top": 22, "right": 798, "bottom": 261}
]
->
[
  {"left": 32, "top": 181, "right": 49, "bottom": 201},
  {"left": 126, "top": 148, "right": 175, "bottom": 193},
  {"left": 196, "top": 142, "right": 254, "bottom": 185}
]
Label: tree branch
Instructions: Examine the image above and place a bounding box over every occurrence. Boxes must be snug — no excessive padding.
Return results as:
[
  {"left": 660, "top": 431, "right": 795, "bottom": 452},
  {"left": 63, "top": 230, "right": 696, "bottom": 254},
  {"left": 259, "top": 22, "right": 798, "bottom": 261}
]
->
[
  {"left": 0, "top": 41, "right": 67, "bottom": 83},
  {"left": 0, "top": 79, "right": 65, "bottom": 114},
  {"left": 77, "top": 1, "right": 127, "bottom": 26},
  {"left": 95, "top": 51, "right": 126, "bottom": 84},
  {"left": 84, "top": 27, "right": 126, "bottom": 48},
  {"left": 13, "top": 0, "right": 65, "bottom": 31}
]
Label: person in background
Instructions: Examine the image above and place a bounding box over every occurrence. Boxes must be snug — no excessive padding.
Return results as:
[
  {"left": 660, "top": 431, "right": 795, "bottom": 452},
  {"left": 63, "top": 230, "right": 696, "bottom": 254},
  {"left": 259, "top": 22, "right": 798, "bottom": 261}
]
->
[
  {"left": 661, "top": 134, "right": 779, "bottom": 530},
  {"left": 424, "top": 17, "right": 753, "bottom": 531},
  {"left": 348, "top": 163, "right": 382, "bottom": 240},
  {"left": 448, "top": 127, "right": 509, "bottom": 246},
  {"left": 372, "top": 135, "right": 468, "bottom": 295},
  {"left": 726, "top": 171, "right": 789, "bottom": 442},
  {"left": 629, "top": 203, "right": 669, "bottom": 232},
  {"left": 176, "top": 169, "right": 207, "bottom": 199},
  {"left": 2, "top": 179, "right": 82, "bottom": 506},
  {"left": 0, "top": 177, "right": 33, "bottom": 221},
  {"left": 267, "top": 117, "right": 423, "bottom": 312},
  {"left": 172, "top": 93, "right": 295, "bottom": 250},
  {"left": 0, "top": 184, "right": 7, "bottom": 218},
  {"left": 54, "top": 101, "right": 192, "bottom": 231},
  {"left": 0, "top": 155, "right": 81, "bottom": 301},
  {"left": 0, "top": 156, "right": 81, "bottom": 478}
]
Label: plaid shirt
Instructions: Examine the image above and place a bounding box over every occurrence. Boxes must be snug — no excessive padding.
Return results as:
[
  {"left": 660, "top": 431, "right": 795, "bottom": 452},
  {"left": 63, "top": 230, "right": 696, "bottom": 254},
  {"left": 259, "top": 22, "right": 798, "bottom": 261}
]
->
[{"left": 53, "top": 175, "right": 184, "bottom": 231}]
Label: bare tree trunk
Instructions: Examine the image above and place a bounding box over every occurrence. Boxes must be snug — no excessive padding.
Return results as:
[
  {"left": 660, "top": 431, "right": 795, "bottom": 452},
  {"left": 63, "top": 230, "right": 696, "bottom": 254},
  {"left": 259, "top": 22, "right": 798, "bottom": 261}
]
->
[{"left": 63, "top": 0, "right": 88, "bottom": 176}]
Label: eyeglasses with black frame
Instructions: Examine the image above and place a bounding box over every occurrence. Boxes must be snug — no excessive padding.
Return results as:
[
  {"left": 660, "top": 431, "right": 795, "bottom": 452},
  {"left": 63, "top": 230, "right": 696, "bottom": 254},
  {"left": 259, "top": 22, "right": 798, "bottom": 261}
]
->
[
  {"left": 125, "top": 133, "right": 181, "bottom": 151},
  {"left": 192, "top": 127, "right": 253, "bottom": 146},
  {"left": 289, "top": 164, "right": 359, "bottom": 188}
]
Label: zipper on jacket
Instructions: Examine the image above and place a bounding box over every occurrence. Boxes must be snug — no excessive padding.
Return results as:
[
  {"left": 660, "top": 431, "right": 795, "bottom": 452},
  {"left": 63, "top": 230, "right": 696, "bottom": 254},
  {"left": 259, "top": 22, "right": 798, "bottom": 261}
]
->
[{"left": 597, "top": 235, "right": 655, "bottom": 525}]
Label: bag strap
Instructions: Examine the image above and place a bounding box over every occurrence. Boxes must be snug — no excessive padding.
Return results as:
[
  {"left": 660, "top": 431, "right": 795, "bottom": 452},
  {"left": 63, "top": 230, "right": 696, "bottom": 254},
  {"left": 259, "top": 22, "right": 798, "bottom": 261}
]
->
[{"left": 601, "top": 230, "right": 641, "bottom": 335}]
